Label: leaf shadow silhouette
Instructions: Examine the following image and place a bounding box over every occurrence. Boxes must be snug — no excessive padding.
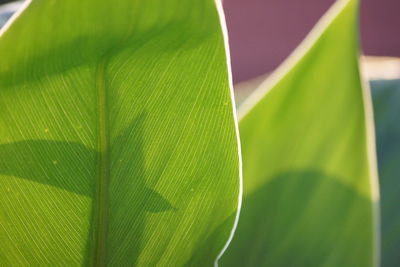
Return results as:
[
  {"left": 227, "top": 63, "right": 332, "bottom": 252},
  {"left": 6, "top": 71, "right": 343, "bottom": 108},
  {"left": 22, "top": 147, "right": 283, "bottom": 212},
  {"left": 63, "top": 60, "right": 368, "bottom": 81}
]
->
[
  {"left": 106, "top": 113, "right": 175, "bottom": 265},
  {"left": 0, "top": 21, "right": 195, "bottom": 89},
  {"left": 0, "top": 113, "right": 174, "bottom": 264},
  {"left": 221, "top": 170, "right": 372, "bottom": 267},
  {"left": 183, "top": 214, "right": 236, "bottom": 267}
]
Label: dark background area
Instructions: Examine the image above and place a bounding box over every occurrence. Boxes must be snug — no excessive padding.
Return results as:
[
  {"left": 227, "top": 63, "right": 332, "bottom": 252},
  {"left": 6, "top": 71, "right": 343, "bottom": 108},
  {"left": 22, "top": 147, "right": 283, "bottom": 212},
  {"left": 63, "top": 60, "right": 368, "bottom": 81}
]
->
[
  {"left": 223, "top": 0, "right": 400, "bottom": 82},
  {"left": 0, "top": 0, "right": 15, "bottom": 4}
]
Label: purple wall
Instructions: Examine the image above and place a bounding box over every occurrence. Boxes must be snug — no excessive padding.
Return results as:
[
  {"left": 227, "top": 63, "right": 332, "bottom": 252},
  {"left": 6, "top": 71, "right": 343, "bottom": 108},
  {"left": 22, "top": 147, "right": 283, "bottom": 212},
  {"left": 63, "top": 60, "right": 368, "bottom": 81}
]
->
[{"left": 223, "top": 0, "right": 400, "bottom": 82}]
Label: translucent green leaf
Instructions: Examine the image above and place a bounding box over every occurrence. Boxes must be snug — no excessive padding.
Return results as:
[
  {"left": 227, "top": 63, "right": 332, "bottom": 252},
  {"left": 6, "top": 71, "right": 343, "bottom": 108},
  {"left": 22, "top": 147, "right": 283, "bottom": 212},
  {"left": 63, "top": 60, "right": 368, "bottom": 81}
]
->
[
  {"left": 372, "top": 79, "right": 400, "bottom": 267},
  {"left": 221, "top": 0, "right": 379, "bottom": 266},
  {"left": 0, "top": 0, "right": 240, "bottom": 265}
]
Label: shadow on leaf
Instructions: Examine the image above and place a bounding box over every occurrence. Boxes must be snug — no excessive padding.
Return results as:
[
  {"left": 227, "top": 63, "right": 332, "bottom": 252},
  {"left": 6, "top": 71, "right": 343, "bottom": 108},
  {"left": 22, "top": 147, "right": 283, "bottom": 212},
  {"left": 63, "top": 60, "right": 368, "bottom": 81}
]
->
[
  {"left": 0, "top": 113, "right": 174, "bottom": 265},
  {"left": 221, "top": 170, "right": 372, "bottom": 267}
]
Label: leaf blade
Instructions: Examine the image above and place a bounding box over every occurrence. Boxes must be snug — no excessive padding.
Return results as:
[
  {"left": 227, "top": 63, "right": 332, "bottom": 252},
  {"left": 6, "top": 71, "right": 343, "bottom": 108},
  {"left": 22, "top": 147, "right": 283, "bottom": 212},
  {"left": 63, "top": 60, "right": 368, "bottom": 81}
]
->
[
  {"left": 0, "top": 0, "right": 240, "bottom": 265},
  {"left": 221, "top": 0, "right": 379, "bottom": 266}
]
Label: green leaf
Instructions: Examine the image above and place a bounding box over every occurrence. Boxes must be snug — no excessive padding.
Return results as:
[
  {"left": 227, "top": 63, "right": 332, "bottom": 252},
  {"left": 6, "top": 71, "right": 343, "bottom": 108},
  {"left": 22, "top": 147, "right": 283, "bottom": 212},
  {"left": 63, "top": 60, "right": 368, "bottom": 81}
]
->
[
  {"left": 0, "top": 0, "right": 240, "bottom": 265},
  {"left": 371, "top": 79, "right": 400, "bottom": 267},
  {"left": 221, "top": 0, "right": 379, "bottom": 266}
]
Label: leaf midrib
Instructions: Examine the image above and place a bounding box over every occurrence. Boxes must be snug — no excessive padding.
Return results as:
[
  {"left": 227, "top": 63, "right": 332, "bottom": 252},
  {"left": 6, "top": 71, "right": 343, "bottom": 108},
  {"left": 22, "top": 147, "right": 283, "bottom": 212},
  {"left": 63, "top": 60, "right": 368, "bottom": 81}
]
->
[{"left": 94, "top": 56, "right": 110, "bottom": 267}]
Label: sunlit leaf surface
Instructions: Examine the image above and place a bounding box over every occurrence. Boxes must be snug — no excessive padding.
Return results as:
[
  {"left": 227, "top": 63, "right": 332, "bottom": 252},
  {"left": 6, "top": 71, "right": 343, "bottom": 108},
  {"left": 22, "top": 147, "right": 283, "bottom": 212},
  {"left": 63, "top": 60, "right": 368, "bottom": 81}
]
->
[
  {"left": 0, "top": 0, "right": 240, "bottom": 265},
  {"left": 221, "top": 0, "right": 379, "bottom": 266}
]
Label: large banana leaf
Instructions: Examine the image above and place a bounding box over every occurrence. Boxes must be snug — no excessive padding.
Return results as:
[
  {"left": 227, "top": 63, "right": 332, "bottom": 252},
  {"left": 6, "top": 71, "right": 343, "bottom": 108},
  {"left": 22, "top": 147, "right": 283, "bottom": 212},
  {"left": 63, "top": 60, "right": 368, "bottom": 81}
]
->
[
  {"left": 372, "top": 79, "right": 400, "bottom": 267},
  {"left": 0, "top": 0, "right": 241, "bottom": 265},
  {"left": 221, "top": 0, "right": 379, "bottom": 266}
]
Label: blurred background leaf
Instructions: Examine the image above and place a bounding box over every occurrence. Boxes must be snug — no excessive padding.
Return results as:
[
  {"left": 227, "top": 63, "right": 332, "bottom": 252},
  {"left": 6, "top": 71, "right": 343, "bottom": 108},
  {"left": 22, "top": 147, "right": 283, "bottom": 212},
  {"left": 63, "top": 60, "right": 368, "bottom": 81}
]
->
[
  {"left": 221, "top": 0, "right": 379, "bottom": 266},
  {"left": 233, "top": 73, "right": 400, "bottom": 267}
]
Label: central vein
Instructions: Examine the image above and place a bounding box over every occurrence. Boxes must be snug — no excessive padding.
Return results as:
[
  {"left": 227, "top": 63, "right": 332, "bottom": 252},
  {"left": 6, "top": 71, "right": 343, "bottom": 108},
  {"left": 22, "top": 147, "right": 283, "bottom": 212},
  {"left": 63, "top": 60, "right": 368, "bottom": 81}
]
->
[{"left": 94, "top": 57, "right": 110, "bottom": 267}]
